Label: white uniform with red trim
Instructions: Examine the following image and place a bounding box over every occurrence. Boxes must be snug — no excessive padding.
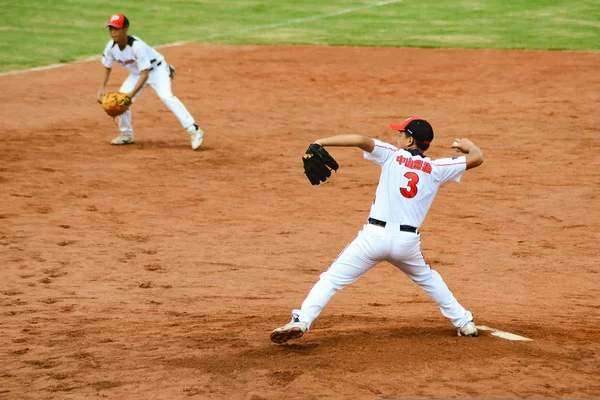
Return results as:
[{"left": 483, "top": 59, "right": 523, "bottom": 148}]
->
[
  {"left": 292, "top": 139, "right": 474, "bottom": 330},
  {"left": 102, "top": 36, "right": 196, "bottom": 137}
]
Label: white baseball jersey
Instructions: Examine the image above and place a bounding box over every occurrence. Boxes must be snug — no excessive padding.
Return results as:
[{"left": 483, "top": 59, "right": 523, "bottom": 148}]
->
[
  {"left": 102, "top": 36, "right": 164, "bottom": 75},
  {"left": 364, "top": 139, "right": 467, "bottom": 228},
  {"left": 101, "top": 35, "right": 196, "bottom": 137}
]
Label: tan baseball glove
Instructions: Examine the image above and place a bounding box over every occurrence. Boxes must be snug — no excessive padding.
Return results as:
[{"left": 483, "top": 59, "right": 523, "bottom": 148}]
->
[{"left": 102, "top": 92, "right": 132, "bottom": 117}]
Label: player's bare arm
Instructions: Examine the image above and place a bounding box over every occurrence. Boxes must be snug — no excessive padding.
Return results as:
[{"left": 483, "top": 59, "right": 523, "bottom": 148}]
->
[
  {"left": 127, "top": 69, "right": 149, "bottom": 99},
  {"left": 96, "top": 66, "right": 112, "bottom": 103},
  {"left": 314, "top": 134, "right": 375, "bottom": 152},
  {"left": 451, "top": 138, "right": 484, "bottom": 170}
]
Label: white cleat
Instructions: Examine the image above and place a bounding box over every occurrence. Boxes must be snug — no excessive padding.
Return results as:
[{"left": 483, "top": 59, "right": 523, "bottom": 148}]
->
[
  {"left": 110, "top": 133, "right": 134, "bottom": 145},
  {"left": 457, "top": 321, "right": 480, "bottom": 337},
  {"left": 188, "top": 124, "right": 204, "bottom": 150},
  {"left": 270, "top": 317, "right": 308, "bottom": 344}
]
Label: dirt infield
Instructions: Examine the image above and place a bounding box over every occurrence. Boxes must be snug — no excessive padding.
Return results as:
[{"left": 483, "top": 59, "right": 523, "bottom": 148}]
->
[{"left": 1, "top": 44, "right": 599, "bottom": 399}]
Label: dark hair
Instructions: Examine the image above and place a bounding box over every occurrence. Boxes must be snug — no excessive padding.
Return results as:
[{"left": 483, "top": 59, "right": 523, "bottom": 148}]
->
[
  {"left": 416, "top": 140, "right": 430, "bottom": 152},
  {"left": 122, "top": 15, "right": 130, "bottom": 28},
  {"left": 403, "top": 131, "right": 430, "bottom": 152}
]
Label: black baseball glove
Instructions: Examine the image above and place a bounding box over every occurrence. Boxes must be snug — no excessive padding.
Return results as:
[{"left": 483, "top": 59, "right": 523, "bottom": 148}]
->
[{"left": 302, "top": 143, "right": 339, "bottom": 185}]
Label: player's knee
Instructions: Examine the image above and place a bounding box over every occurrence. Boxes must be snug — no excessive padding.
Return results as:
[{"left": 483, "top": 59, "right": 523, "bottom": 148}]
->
[
  {"left": 411, "top": 271, "right": 433, "bottom": 284},
  {"left": 159, "top": 94, "right": 175, "bottom": 104},
  {"left": 320, "top": 271, "right": 352, "bottom": 290}
]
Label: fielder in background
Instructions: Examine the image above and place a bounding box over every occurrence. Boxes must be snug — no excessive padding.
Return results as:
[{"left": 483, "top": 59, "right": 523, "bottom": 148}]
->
[
  {"left": 271, "top": 117, "right": 484, "bottom": 344},
  {"left": 96, "top": 14, "right": 204, "bottom": 150}
]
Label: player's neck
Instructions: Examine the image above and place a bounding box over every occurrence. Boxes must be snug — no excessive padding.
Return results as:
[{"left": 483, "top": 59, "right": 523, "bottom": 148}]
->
[
  {"left": 115, "top": 36, "right": 128, "bottom": 50},
  {"left": 404, "top": 146, "right": 425, "bottom": 157}
]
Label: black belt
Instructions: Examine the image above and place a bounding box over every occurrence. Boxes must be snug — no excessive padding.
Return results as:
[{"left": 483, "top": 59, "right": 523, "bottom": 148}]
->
[
  {"left": 148, "top": 60, "right": 162, "bottom": 71},
  {"left": 368, "top": 217, "right": 417, "bottom": 233}
]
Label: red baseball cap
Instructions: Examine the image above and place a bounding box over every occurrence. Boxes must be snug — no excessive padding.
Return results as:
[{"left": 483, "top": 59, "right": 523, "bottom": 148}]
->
[
  {"left": 106, "top": 14, "right": 129, "bottom": 29},
  {"left": 390, "top": 116, "right": 434, "bottom": 145}
]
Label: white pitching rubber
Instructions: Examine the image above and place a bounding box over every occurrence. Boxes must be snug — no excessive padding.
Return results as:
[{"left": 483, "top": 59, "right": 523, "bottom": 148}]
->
[{"left": 476, "top": 325, "right": 533, "bottom": 341}]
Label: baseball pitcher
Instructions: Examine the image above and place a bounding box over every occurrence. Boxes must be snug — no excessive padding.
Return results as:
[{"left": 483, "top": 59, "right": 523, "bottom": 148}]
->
[{"left": 271, "top": 117, "right": 484, "bottom": 344}]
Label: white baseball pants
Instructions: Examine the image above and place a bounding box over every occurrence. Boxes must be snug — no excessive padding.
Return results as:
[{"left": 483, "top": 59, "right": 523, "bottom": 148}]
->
[
  {"left": 118, "top": 63, "right": 195, "bottom": 137},
  {"left": 293, "top": 223, "right": 474, "bottom": 330}
]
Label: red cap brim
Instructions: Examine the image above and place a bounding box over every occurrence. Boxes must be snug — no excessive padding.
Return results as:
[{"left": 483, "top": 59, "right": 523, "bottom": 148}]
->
[
  {"left": 390, "top": 116, "right": 420, "bottom": 131},
  {"left": 389, "top": 122, "right": 408, "bottom": 130}
]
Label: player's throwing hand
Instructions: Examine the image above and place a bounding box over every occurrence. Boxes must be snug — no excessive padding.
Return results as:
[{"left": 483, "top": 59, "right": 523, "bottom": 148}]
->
[{"left": 451, "top": 138, "right": 477, "bottom": 154}]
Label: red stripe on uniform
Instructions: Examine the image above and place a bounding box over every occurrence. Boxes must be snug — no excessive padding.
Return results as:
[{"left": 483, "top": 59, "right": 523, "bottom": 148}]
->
[
  {"left": 332, "top": 242, "right": 352, "bottom": 264},
  {"left": 433, "top": 161, "right": 466, "bottom": 166},
  {"left": 375, "top": 144, "right": 398, "bottom": 152}
]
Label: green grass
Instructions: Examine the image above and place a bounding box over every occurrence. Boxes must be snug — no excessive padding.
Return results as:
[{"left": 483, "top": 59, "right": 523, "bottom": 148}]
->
[{"left": 1, "top": 0, "right": 599, "bottom": 73}]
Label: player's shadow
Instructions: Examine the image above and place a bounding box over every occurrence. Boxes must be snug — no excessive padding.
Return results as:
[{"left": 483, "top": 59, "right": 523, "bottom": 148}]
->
[
  {"left": 287, "top": 326, "right": 463, "bottom": 348},
  {"left": 277, "top": 343, "right": 320, "bottom": 352},
  {"left": 135, "top": 141, "right": 210, "bottom": 151}
]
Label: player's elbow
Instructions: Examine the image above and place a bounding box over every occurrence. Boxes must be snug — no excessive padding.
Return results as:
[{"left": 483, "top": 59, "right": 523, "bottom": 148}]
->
[
  {"left": 465, "top": 150, "right": 484, "bottom": 170},
  {"left": 358, "top": 136, "right": 375, "bottom": 153}
]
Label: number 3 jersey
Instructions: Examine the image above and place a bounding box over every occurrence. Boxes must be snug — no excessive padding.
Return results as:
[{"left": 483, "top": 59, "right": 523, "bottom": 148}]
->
[{"left": 364, "top": 139, "right": 467, "bottom": 228}]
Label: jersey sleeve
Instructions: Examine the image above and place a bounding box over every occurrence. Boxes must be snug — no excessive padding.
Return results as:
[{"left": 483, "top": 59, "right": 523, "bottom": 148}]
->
[
  {"left": 101, "top": 41, "right": 115, "bottom": 68},
  {"left": 431, "top": 156, "right": 467, "bottom": 183},
  {"left": 132, "top": 40, "right": 153, "bottom": 71},
  {"left": 364, "top": 139, "right": 398, "bottom": 166}
]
